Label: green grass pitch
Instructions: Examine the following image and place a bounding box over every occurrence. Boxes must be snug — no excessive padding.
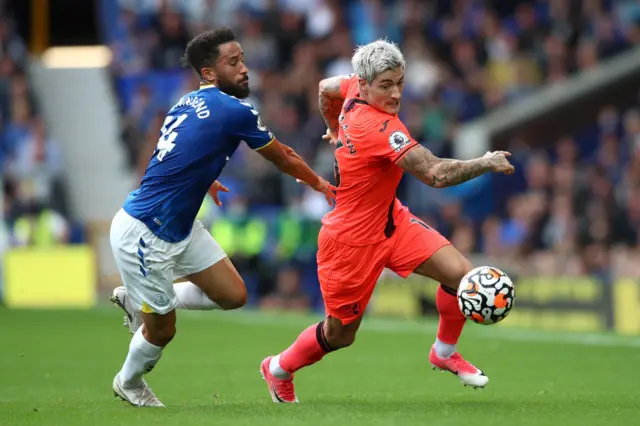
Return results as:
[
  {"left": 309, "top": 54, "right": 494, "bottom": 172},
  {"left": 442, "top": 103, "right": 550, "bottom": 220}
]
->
[{"left": 1, "top": 306, "right": 639, "bottom": 425}]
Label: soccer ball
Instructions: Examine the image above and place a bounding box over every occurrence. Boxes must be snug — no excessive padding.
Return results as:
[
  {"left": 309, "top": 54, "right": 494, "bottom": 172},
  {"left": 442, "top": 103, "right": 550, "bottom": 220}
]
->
[{"left": 457, "top": 266, "right": 515, "bottom": 325}]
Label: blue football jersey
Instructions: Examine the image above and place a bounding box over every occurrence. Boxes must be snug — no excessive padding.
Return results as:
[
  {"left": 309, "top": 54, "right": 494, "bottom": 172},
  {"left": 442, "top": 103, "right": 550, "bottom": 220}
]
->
[{"left": 123, "top": 85, "right": 274, "bottom": 242}]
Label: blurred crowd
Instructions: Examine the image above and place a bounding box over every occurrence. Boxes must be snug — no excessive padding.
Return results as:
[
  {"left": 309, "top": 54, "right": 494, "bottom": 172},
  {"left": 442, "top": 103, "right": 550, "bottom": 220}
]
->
[
  {"left": 103, "top": 0, "right": 640, "bottom": 297},
  {"left": 0, "top": 12, "right": 73, "bottom": 256},
  {"left": 3, "top": 0, "right": 640, "bottom": 307},
  {"left": 438, "top": 102, "right": 640, "bottom": 280}
]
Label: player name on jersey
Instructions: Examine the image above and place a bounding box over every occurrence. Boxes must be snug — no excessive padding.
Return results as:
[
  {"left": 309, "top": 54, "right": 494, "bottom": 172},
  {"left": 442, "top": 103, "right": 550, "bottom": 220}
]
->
[{"left": 175, "top": 94, "right": 210, "bottom": 119}]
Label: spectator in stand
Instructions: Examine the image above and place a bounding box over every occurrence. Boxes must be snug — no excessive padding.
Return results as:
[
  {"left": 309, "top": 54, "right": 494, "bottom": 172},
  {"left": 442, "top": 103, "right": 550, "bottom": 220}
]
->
[{"left": 101, "top": 0, "right": 640, "bottom": 304}]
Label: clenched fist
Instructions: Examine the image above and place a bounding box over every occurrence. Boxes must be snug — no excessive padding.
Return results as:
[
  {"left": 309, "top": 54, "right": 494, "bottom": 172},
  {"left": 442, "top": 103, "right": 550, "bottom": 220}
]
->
[{"left": 483, "top": 151, "right": 515, "bottom": 175}]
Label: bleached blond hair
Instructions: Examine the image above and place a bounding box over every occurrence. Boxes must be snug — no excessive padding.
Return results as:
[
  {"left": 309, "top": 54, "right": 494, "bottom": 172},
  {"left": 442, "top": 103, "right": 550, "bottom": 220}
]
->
[{"left": 351, "top": 39, "right": 405, "bottom": 84}]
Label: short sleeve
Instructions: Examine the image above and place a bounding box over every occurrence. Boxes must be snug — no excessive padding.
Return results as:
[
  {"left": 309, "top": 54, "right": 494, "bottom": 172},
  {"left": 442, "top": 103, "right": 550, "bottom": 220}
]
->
[
  {"left": 370, "top": 117, "right": 419, "bottom": 163},
  {"left": 231, "top": 103, "right": 275, "bottom": 151},
  {"left": 339, "top": 74, "right": 358, "bottom": 98}
]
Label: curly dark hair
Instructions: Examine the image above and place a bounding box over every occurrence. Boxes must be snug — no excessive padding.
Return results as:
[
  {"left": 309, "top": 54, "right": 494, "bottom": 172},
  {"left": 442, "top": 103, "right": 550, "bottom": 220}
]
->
[{"left": 181, "top": 28, "right": 237, "bottom": 77}]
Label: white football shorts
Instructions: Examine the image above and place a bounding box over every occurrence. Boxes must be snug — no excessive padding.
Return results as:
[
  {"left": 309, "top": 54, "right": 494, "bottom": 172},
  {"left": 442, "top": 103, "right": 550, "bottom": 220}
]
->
[{"left": 109, "top": 208, "right": 227, "bottom": 314}]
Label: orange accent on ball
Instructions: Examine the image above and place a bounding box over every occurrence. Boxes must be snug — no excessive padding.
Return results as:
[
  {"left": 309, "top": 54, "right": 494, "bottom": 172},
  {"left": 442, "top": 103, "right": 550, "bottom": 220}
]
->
[
  {"left": 471, "top": 312, "right": 485, "bottom": 323},
  {"left": 488, "top": 268, "right": 501, "bottom": 279},
  {"left": 494, "top": 293, "right": 508, "bottom": 309},
  {"left": 464, "top": 282, "right": 478, "bottom": 296}
]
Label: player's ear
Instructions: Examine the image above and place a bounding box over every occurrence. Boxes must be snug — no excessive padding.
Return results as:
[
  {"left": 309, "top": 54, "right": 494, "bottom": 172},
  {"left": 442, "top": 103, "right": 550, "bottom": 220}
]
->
[
  {"left": 201, "top": 67, "right": 216, "bottom": 83},
  {"left": 357, "top": 78, "right": 368, "bottom": 93}
]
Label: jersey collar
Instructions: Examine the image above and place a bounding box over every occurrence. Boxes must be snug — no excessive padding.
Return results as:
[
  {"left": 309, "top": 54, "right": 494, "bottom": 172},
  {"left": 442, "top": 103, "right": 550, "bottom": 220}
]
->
[
  {"left": 199, "top": 84, "right": 217, "bottom": 90},
  {"left": 344, "top": 98, "right": 369, "bottom": 112}
]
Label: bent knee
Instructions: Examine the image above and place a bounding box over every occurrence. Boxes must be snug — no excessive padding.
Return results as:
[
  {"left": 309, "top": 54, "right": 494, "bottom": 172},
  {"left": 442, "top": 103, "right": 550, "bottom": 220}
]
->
[
  {"left": 145, "top": 324, "right": 176, "bottom": 346},
  {"left": 443, "top": 256, "right": 474, "bottom": 288},
  {"left": 324, "top": 329, "right": 357, "bottom": 350},
  {"left": 218, "top": 283, "right": 248, "bottom": 310},
  {"left": 328, "top": 335, "right": 356, "bottom": 350}
]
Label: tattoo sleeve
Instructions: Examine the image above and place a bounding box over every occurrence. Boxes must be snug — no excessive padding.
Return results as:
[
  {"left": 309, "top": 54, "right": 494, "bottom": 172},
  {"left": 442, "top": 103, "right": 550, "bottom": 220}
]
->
[
  {"left": 318, "top": 76, "right": 349, "bottom": 134},
  {"left": 397, "top": 145, "right": 491, "bottom": 188}
]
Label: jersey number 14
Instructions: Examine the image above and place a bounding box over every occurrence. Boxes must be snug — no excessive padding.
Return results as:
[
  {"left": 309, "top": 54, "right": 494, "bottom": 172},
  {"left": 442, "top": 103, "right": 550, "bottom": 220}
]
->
[{"left": 156, "top": 113, "right": 188, "bottom": 161}]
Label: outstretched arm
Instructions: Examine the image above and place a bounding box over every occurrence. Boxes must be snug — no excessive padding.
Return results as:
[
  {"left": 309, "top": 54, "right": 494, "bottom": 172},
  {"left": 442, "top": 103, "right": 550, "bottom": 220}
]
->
[
  {"left": 397, "top": 145, "right": 514, "bottom": 188},
  {"left": 318, "top": 75, "right": 351, "bottom": 138},
  {"left": 257, "top": 138, "right": 336, "bottom": 205}
]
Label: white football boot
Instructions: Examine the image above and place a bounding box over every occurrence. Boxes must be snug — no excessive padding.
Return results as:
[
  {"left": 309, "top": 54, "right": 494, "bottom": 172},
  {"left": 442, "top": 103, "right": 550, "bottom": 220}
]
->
[
  {"left": 112, "top": 374, "right": 165, "bottom": 407},
  {"left": 110, "top": 286, "right": 143, "bottom": 334}
]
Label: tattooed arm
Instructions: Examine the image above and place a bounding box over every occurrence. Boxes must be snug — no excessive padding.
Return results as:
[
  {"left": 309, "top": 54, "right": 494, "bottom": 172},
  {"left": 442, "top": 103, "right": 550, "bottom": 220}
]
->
[
  {"left": 318, "top": 75, "right": 351, "bottom": 137},
  {"left": 397, "top": 145, "right": 514, "bottom": 188}
]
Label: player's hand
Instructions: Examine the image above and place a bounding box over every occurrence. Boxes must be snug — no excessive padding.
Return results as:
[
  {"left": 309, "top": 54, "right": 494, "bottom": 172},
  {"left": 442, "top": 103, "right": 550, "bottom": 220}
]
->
[
  {"left": 208, "top": 180, "right": 230, "bottom": 206},
  {"left": 296, "top": 177, "right": 337, "bottom": 206},
  {"left": 322, "top": 128, "right": 339, "bottom": 145},
  {"left": 482, "top": 151, "right": 515, "bottom": 175}
]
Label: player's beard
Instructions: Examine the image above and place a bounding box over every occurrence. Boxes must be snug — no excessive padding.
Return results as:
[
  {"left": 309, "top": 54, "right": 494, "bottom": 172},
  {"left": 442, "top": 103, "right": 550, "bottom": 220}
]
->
[{"left": 218, "top": 78, "right": 250, "bottom": 99}]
